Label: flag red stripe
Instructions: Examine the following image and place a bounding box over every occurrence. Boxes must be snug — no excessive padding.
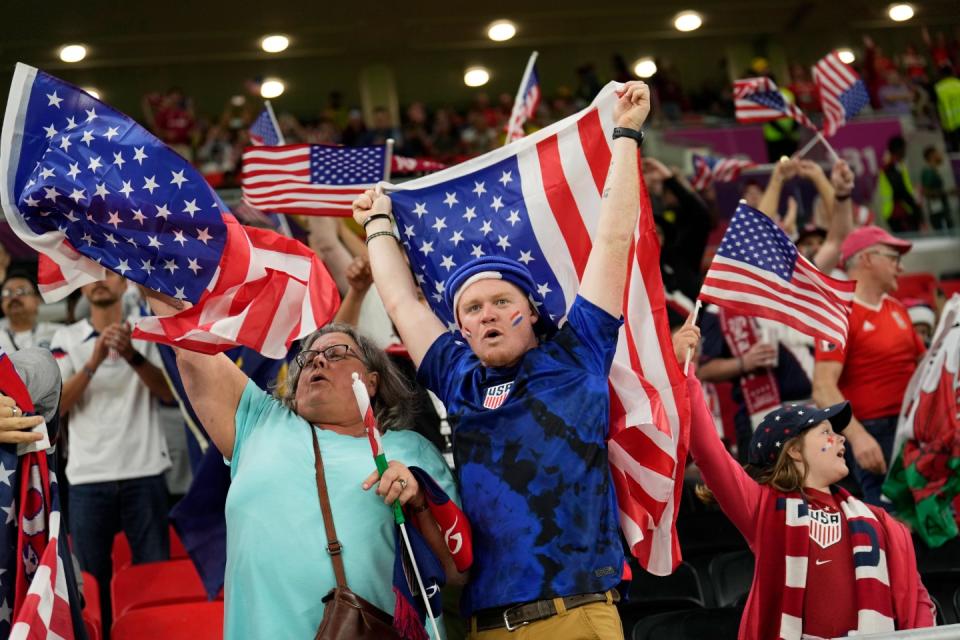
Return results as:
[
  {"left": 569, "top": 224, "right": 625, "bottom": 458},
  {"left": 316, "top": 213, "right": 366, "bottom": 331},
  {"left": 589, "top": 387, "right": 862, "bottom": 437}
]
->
[
  {"left": 576, "top": 110, "right": 611, "bottom": 194},
  {"left": 536, "top": 135, "right": 593, "bottom": 277}
]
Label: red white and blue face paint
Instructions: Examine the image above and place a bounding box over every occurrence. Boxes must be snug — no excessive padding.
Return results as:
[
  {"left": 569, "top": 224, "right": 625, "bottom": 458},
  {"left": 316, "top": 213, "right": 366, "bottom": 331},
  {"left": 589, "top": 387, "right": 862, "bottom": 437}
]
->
[
  {"left": 510, "top": 310, "right": 523, "bottom": 327},
  {"left": 821, "top": 435, "right": 836, "bottom": 453}
]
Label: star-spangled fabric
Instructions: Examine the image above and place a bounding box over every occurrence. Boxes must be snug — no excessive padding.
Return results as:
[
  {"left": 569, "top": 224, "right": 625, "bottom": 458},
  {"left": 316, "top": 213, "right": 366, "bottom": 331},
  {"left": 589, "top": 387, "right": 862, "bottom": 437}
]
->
[
  {"left": 0, "top": 64, "right": 226, "bottom": 304},
  {"left": 700, "top": 203, "right": 856, "bottom": 348},
  {"left": 813, "top": 52, "right": 871, "bottom": 137},
  {"left": 2, "top": 64, "right": 341, "bottom": 359},
  {"left": 734, "top": 77, "right": 817, "bottom": 131},
  {"left": 386, "top": 81, "right": 692, "bottom": 576},
  {"left": 248, "top": 107, "right": 280, "bottom": 146}
]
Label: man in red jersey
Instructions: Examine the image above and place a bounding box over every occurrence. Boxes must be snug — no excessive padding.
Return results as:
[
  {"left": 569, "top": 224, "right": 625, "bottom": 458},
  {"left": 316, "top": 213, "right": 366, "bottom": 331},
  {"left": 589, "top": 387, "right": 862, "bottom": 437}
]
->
[{"left": 813, "top": 226, "right": 925, "bottom": 508}]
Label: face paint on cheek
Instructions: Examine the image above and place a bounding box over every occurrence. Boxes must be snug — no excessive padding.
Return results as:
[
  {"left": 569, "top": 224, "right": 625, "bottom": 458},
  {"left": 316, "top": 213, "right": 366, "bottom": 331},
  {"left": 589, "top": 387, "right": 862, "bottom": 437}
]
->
[
  {"left": 822, "top": 435, "right": 836, "bottom": 452},
  {"left": 510, "top": 311, "right": 523, "bottom": 327}
]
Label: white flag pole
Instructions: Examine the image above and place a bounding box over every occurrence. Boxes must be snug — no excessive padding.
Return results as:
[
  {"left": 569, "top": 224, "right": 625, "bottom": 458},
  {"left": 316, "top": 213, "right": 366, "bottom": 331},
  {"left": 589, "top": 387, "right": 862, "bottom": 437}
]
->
[
  {"left": 384, "top": 138, "right": 395, "bottom": 183},
  {"left": 683, "top": 299, "right": 703, "bottom": 375},
  {"left": 504, "top": 51, "right": 539, "bottom": 145}
]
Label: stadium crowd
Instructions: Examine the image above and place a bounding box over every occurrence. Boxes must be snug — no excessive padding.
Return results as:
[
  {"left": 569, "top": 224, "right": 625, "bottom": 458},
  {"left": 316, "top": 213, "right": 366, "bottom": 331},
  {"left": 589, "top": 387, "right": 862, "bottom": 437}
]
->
[{"left": 0, "top": 25, "right": 959, "bottom": 640}]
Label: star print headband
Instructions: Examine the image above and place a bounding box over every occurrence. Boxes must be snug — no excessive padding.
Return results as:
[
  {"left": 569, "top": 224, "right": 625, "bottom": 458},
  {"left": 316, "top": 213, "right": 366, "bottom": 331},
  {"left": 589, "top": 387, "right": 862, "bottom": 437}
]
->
[{"left": 747, "top": 401, "right": 852, "bottom": 467}]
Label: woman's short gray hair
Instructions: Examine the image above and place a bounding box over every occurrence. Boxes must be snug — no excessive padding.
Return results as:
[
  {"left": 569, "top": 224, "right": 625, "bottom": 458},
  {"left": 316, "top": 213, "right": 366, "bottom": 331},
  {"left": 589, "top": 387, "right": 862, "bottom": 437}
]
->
[{"left": 278, "top": 322, "right": 415, "bottom": 431}]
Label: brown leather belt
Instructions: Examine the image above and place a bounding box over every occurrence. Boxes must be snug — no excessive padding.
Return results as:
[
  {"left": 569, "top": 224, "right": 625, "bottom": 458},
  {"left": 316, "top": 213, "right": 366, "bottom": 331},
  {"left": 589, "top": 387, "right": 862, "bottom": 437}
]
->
[{"left": 473, "top": 591, "right": 618, "bottom": 632}]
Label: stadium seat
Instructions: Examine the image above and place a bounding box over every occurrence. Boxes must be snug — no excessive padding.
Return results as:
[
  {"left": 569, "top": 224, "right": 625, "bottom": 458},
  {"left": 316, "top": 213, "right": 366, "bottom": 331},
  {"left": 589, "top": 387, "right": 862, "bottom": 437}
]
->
[
  {"left": 112, "top": 601, "right": 224, "bottom": 640},
  {"left": 628, "top": 561, "right": 705, "bottom": 604},
  {"left": 81, "top": 571, "right": 101, "bottom": 640},
  {"left": 920, "top": 571, "right": 960, "bottom": 625},
  {"left": 631, "top": 606, "right": 742, "bottom": 640},
  {"left": 617, "top": 597, "right": 704, "bottom": 636},
  {"left": 111, "top": 525, "right": 189, "bottom": 573},
  {"left": 111, "top": 558, "right": 217, "bottom": 621},
  {"left": 708, "top": 549, "right": 755, "bottom": 607},
  {"left": 940, "top": 278, "right": 960, "bottom": 300},
  {"left": 892, "top": 272, "right": 937, "bottom": 308}
]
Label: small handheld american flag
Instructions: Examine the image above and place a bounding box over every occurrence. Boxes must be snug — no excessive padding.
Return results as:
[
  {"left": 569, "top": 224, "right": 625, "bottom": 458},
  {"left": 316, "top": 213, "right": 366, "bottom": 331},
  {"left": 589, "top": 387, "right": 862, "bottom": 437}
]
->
[
  {"left": 734, "top": 77, "right": 817, "bottom": 131},
  {"left": 812, "top": 51, "right": 871, "bottom": 137},
  {"left": 504, "top": 52, "right": 541, "bottom": 144},
  {"left": 691, "top": 154, "right": 756, "bottom": 191},
  {"left": 700, "top": 203, "right": 856, "bottom": 348},
  {"left": 248, "top": 102, "right": 282, "bottom": 146}
]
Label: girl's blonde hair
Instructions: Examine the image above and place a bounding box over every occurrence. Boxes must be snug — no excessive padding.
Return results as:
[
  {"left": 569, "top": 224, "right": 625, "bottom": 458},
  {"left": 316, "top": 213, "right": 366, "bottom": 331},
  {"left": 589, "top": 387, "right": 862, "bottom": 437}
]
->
[{"left": 696, "top": 433, "right": 808, "bottom": 504}]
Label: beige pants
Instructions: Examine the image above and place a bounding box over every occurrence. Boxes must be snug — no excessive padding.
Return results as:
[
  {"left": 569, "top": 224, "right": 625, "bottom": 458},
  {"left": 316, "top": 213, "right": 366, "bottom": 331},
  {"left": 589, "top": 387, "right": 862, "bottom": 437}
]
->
[{"left": 468, "top": 592, "right": 624, "bottom": 640}]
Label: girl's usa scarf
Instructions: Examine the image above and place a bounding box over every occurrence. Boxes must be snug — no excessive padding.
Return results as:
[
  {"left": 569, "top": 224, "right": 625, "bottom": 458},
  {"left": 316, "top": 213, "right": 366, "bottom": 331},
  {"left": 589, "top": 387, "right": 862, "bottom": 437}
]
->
[{"left": 764, "top": 487, "right": 895, "bottom": 639}]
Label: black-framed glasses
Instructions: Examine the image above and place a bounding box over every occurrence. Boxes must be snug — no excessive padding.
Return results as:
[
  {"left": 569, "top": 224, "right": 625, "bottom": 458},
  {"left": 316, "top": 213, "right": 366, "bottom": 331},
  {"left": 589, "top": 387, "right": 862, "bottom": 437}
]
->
[
  {"left": 295, "top": 344, "right": 363, "bottom": 368},
  {"left": 1, "top": 287, "right": 36, "bottom": 299}
]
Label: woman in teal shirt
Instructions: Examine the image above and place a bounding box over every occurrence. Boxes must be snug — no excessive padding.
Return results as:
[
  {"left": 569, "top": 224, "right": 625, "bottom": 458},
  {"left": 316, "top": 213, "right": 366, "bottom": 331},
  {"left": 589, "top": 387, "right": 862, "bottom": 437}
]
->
[{"left": 147, "top": 297, "right": 462, "bottom": 639}]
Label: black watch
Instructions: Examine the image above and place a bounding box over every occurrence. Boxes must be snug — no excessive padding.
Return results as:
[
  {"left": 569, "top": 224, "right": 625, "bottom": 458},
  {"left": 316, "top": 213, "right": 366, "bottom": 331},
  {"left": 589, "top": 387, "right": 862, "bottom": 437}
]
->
[
  {"left": 128, "top": 351, "right": 146, "bottom": 367},
  {"left": 612, "top": 127, "right": 644, "bottom": 146}
]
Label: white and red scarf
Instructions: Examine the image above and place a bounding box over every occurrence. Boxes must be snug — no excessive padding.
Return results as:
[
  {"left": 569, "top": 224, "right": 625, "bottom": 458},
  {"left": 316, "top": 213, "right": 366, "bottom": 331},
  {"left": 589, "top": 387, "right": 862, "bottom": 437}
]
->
[
  {"left": 770, "top": 488, "right": 895, "bottom": 639},
  {"left": 719, "top": 310, "right": 780, "bottom": 428}
]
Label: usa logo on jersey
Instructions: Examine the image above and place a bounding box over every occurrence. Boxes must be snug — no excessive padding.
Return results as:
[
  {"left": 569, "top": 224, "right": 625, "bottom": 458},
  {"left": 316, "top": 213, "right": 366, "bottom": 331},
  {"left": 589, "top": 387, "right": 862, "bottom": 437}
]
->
[{"left": 483, "top": 381, "right": 514, "bottom": 410}]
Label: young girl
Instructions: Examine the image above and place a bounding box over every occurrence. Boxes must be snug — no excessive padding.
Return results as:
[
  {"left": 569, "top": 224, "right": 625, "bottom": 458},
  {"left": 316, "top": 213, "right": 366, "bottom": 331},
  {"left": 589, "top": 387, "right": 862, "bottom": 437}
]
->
[{"left": 683, "top": 365, "right": 934, "bottom": 638}]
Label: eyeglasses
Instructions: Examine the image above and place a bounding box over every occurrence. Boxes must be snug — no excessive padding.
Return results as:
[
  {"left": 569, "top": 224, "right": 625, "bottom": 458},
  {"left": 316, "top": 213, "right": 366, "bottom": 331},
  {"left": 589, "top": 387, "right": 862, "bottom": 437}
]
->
[
  {"left": 295, "top": 344, "right": 363, "bottom": 369},
  {"left": 866, "top": 250, "right": 902, "bottom": 265},
  {"left": 1, "top": 287, "right": 36, "bottom": 299}
]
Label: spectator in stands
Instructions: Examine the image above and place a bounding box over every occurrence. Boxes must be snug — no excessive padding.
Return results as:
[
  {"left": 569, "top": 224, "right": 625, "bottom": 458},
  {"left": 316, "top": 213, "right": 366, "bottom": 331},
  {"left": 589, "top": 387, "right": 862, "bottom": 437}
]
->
[
  {"left": 934, "top": 65, "right": 960, "bottom": 152},
  {"left": 762, "top": 84, "right": 800, "bottom": 162},
  {"left": 142, "top": 290, "right": 463, "bottom": 639},
  {"left": 921, "top": 145, "right": 955, "bottom": 230},
  {"left": 683, "top": 371, "right": 934, "bottom": 638},
  {"left": 51, "top": 271, "right": 175, "bottom": 630},
  {"left": 357, "top": 81, "right": 652, "bottom": 638},
  {"left": 399, "top": 101, "right": 433, "bottom": 158},
  {"left": 788, "top": 63, "right": 820, "bottom": 114},
  {"left": 0, "top": 269, "right": 63, "bottom": 353},
  {"left": 901, "top": 43, "right": 929, "bottom": 84},
  {"left": 907, "top": 301, "right": 937, "bottom": 347},
  {"left": 460, "top": 109, "right": 498, "bottom": 156},
  {"left": 142, "top": 88, "right": 196, "bottom": 161},
  {"left": 878, "top": 70, "right": 914, "bottom": 116},
  {"left": 813, "top": 227, "right": 925, "bottom": 507},
  {"left": 645, "top": 157, "right": 714, "bottom": 303},
  {"left": 361, "top": 106, "right": 402, "bottom": 147},
  {"left": 878, "top": 136, "right": 923, "bottom": 232}
]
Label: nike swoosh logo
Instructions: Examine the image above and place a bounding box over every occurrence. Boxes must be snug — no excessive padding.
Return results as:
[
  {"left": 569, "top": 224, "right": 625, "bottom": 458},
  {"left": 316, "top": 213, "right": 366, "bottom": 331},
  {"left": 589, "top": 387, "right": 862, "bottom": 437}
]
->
[{"left": 815, "top": 559, "right": 832, "bottom": 566}]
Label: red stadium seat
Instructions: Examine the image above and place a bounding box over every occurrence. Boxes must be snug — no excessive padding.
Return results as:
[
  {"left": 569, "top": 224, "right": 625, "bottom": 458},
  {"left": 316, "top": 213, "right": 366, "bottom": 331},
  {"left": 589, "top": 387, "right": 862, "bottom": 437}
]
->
[
  {"left": 940, "top": 278, "right": 960, "bottom": 301},
  {"left": 81, "top": 571, "right": 101, "bottom": 640},
  {"left": 111, "top": 558, "right": 218, "bottom": 621},
  {"left": 112, "top": 602, "right": 224, "bottom": 640},
  {"left": 111, "top": 525, "right": 189, "bottom": 574},
  {"left": 892, "top": 272, "right": 938, "bottom": 308}
]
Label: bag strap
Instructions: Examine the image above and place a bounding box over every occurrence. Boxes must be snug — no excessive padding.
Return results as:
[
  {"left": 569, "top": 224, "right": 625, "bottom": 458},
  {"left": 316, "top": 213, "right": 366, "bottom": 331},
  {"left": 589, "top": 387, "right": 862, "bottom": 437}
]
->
[{"left": 310, "top": 425, "right": 348, "bottom": 588}]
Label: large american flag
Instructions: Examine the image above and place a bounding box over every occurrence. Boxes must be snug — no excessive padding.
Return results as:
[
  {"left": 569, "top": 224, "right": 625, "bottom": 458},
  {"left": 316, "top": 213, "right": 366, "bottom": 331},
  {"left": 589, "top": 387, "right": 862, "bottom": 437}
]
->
[
  {"left": 691, "top": 153, "right": 756, "bottom": 191},
  {"left": 0, "top": 349, "right": 77, "bottom": 639},
  {"left": 241, "top": 144, "right": 387, "bottom": 216},
  {"left": 734, "top": 77, "right": 817, "bottom": 131},
  {"left": 0, "top": 63, "right": 340, "bottom": 359},
  {"left": 700, "top": 203, "right": 856, "bottom": 348},
  {"left": 386, "top": 81, "right": 691, "bottom": 575},
  {"left": 505, "top": 52, "right": 541, "bottom": 143},
  {"left": 812, "top": 51, "right": 871, "bottom": 137}
]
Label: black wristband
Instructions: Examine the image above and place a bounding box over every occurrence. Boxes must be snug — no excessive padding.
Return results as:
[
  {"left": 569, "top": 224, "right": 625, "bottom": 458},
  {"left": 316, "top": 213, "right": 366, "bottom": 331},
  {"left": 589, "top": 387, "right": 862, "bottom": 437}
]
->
[
  {"left": 128, "top": 351, "right": 146, "bottom": 367},
  {"left": 612, "top": 127, "right": 644, "bottom": 146},
  {"left": 364, "top": 230, "right": 398, "bottom": 245},
  {"left": 362, "top": 213, "right": 393, "bottom": 228},
  {"left": 835, "top": 192, "right": 852, "bottom": 201}
]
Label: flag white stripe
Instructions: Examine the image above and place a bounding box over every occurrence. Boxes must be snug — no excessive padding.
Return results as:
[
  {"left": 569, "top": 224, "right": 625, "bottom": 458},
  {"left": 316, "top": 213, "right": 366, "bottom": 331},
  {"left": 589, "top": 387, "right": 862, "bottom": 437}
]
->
[
  {"left": 243, "top": 199, "right": 353, "bottom": 211},
  {"left": 242, "top": 160, "right": 310, "bottom": 173},
  {"left": 556, "top": 124, "right": 601, "bottom": 240},
  {"left": 242, "top": 182, "right": 367, "bottom": 196},
  {"left": 242, "top": 147, "right": 311, "bottom": 161},
  {"left": 241, "top": 172, "right": 310, "bottom": 186}
]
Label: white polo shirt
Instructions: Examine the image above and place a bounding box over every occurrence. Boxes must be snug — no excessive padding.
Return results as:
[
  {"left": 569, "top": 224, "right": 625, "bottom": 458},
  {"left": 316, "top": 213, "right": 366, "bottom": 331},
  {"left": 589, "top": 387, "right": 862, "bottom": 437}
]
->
[
  {"left": 51, "top": 318, "right": 171, "bottom": 485},
  {"left": 0, "top": 319, "right": 64, "bottom": 353}
]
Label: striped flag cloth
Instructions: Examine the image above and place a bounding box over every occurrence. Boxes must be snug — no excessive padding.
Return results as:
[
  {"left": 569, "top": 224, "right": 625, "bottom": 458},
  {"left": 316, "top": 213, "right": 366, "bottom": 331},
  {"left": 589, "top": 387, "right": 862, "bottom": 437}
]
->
[
  {"left": 386, "top": 81, "right": 691, "bottom": 575},
  {"left": 248, "top": 106, "right": 281, "bottom": 146},
  {"left": 0, "top": 63, "right": 340, "bottom": 359},
  {"left": 734, "top": 77, "right": 817, "bottom": 131},
  {"left": 691, "top": 153, "right": 756, "bottom": 190},
  {"left": 241, "top": 144, "right": 388, "bottom": 216},
  {"left": 505, "top": 53, "right": 541, "bottom": 143},
  {"left": 700, "top": 203, "right": 856, "bottom": 348},
  {"left": 812, "top": 51, "right": 871, "bottom": 137}
]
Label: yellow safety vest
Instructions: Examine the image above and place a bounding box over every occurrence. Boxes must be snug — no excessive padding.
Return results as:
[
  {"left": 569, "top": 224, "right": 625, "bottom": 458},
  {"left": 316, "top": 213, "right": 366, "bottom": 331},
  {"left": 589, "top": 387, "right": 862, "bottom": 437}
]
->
[
  {"left": 935, "top": 76, "right": 960, "bottom": 132},
  {"left": 877, "top": 162, "right": 915, "bottom": 220}
]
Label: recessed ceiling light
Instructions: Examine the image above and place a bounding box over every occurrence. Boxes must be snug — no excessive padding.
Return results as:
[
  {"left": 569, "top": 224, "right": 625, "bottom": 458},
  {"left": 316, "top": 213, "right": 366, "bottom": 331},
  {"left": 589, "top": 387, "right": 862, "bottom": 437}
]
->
[
  {"left": 260, "top": 35, "right": 290, "bottom": 53},
  {"left": 673, "top": 11, "right": 703, "bottom": 32},
  {"left": 82, "top": 87, "right": 100, "bottom": 100},
  {"left": 837, "top": 48, "right": 856, "bottom": 64},
  {"left": 464, "top": 66, "right": 491, "bottom": 87},
  {"left": 487, "top": 20, "right": 517, "bottom": 42},
  {"left": 633, "top": 57, "right": 657, "bottom": 79},
  {"left": 887, "top": 3, "right": 914, "bottom": 21},
  {"left": 260, "top": 78, "right": 285, "bottom": 99},
  {"left": 59, "top": 44, "right": 87, "bottom": 63}
]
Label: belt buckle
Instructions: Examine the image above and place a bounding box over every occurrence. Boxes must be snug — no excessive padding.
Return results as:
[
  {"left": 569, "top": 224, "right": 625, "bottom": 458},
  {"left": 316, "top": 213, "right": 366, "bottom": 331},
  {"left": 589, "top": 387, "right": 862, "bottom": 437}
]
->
[{"left": 502, "top": 604, "right": 529, "bottom": 632}]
